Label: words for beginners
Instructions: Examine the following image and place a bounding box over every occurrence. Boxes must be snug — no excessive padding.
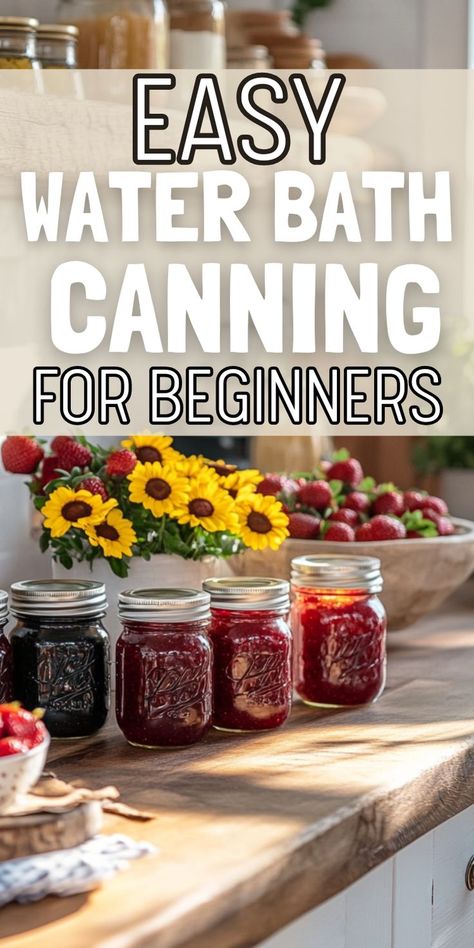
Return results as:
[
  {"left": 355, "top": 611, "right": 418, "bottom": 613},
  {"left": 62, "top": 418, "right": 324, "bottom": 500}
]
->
[{"left": 21, "top": 170, "right": 452, "bottom": 244}]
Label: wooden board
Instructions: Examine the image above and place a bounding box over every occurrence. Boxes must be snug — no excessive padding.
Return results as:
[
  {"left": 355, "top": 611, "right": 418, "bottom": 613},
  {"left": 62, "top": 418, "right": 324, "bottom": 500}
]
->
[
  {"left": 1, "top": 580, "right": 474, "bottom": 948},
  {"left": 0, "top": 801, "right": 103, "bottom": 861}
]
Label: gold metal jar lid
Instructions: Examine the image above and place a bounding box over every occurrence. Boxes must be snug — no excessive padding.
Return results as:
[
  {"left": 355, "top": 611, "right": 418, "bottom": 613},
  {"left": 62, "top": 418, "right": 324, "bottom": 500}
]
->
[
  {"left": 0, "top": 17, "right": 39, "bottom": 33},
  {"left": 37, "top": 24, "right": 79, "bottom": 40}
]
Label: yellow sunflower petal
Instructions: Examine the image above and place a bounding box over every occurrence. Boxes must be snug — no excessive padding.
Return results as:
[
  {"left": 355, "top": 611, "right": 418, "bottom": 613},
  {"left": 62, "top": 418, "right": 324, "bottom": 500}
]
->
[
  {"left": 42, "top": 487, "right": 117, "bottom": 539},
  {"left": 237, "top": 493, "right": 289, "bottom": 551},
  {"left": 173, "top": 476, "right": 239, "bottom": 533},
  {"left": 127, "top": 461, "right": 189, "bottom": 519},
  {"left": 121, "top": 434, "right": 182, "bottom": 466},
  {"left": 84, "top": 508, "right": 137, "bottom": 559}
]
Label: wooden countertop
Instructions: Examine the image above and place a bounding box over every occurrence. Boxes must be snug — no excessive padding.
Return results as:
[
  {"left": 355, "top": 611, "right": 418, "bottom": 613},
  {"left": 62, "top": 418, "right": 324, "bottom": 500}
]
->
[{"left": 3, "top": 581, "right": 474, "bottom": 948}]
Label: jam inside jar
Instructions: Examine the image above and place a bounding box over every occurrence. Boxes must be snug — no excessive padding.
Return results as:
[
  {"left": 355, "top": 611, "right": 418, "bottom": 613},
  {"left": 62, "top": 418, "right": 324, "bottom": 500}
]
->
[
  {"left": 291, "top": 555, "right": 386, "bottom": 708},
  {"left": 0, "top": 591, "right": 12, "bottom": 703},
  {"left": 116, "top": 588, "right": 212, "bottom": 749},
  {"left": 204, "top": 578, "right": 292, "bottom": 732},
  {"left": 10, "top": 580, "right": 110, "bottom": 738}
]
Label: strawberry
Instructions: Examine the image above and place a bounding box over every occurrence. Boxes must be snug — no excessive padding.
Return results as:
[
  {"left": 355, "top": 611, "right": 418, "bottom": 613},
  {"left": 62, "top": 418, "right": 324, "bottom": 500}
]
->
[
  {"left": 324, "top": 522, "right": 355, "bottom": 542},
  {"left": 373, "top": 491, "right": 404, "bottom": 517},
  {"left": 422, "top": 508, "right": 455, "bottom": 535},
  {"left": 297, "top": 480, "right": 332, "bottom": 511},
  {"left": 106, "top": 449, "right": 137, "bottom": 478},
  {"left": 288, "top": 512, "right": 321, "bottom": 539},
  {"left": 356, "top": 515, "right": 406, "bottom": 541},
  {"left": 29, "top": 720, "right": 48, "bottom": 748},
  {"left": 343, "top": 492, "right": 370, "bottom": 514},
  {"left": 1, "top": 436, "right": 44, "bottom": 474},
  {"left": 329, "top": 508, "right": 359, "bottom": 527},
  {"left": 3, "top": 707, "right": 37, "bottom": 743},
  {"left": 257, "top": 474, "right": 299, "bottom": 497},
  {"left": 403, "top": 490, "right": 425, "bottom": 511},
  {"left": 327, "top": 455, "right": 363, "bottom": 488},
  {"left": 80, "top": 477, "right": 109, "bottom": 501},
  {"left": 420, "top": 495, "right": 448, "bottom": 517},
  {"left": 39, "top": 455, "right": 62, "bottom": 491},
  {"left": 56, "top": 440, "right": 92, "bottom": 471},
  {"left": 0, "top": 737, "right": 29, "bottom": 756},
  {"left": 406, "top": 530, "right": 423, "bottom": 539},
  {"left": 50, "top": 435, "right": 73, "bottom": 454}
]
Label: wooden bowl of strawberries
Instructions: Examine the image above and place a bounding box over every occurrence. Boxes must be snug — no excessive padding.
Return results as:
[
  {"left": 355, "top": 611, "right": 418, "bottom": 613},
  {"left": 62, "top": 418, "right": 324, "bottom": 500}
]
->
[{"left": 231, "top": 450, "right": 474, "bottom": 631}]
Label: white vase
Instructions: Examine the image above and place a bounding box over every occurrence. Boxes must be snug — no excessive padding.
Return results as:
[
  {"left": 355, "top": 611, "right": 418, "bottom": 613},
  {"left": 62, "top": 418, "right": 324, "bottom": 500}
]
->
[{"left": 52, "top": 553, "right": 236, "bottom": 659}]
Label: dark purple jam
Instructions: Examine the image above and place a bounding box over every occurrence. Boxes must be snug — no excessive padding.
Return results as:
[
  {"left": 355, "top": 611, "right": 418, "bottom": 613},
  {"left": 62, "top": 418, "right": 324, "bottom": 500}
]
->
[{"left": 0, "top": 624, "right": 13, "bottom": 703}]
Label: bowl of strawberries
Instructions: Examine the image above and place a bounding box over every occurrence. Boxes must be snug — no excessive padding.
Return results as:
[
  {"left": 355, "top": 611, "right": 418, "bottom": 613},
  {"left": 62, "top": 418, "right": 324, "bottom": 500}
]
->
[
  {"left": 0, "top": 704, "right": 50, "bottom": 813},
  {"left": 232, "top": 450, "right": 474, "bottom": 630}
]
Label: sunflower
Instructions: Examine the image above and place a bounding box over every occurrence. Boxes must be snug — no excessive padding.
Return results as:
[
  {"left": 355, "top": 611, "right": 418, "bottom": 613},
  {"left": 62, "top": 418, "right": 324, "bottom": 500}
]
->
[
  {"left": 237, "top": 493, "right": 289, "bottom": 551},
  {"left": 204, "top": 458, "right": 238, "bottom": 477},
  {"left": 42, "top": 487, "right": 117, "bottom": 539},
  {"left": 122, "top": 434, "right": 181, "bottom": 466},
  {"left": 84, "top": 508, "right": 137, "bottom": 559},
  {"left": 220, "top": 469, "right": 263, "bottom": 501},
  {"left": 174, "top": 476, "right": 238, "bottom": 533},
  {"left": 128, "top": 461, "right": 189, "bottom": 518},
  {"left": 176, "top": 454, "right": 219, "bottom": 480}
]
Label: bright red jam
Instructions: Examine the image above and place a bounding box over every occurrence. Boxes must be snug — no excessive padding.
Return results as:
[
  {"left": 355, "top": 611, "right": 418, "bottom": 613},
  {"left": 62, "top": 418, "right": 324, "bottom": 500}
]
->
[
  {"left": 116, "top": 619, "right": 212, "bottom": 748},
  {"left": 292, "top": 589, "right": 386, "bottom": 707},
  {"left": 208, "top": 608, "right": 291, "bottom": 731}
]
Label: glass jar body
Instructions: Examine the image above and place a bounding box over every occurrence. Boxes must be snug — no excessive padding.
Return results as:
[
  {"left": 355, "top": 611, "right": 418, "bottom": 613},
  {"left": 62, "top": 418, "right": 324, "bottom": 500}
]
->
[
  {"left": 0, "top": 622, "right": 13, "bottom": 703},
  {"left": 168, "top": 0, "right": 225, "bottom": 68},
  {"left": 0, "top": 27, "right": 38, "bottom": 68},
  {"left": 37, "top": 34, "right": 77, "bottom": 68},
  {"left": 292, "top": 589, "right": 386, "bottom": 708},
  {"left": 116, "top": 619, "right": 212, "bottom": 748},
  {"left": 57, "top": 0, "right": 168, "bottom": 68},
  {"left": 11, "top": 615, "right": 110, "bottom": 737},
  {"left": 208, "top": 607, "right": 292, "bottom": 731}
]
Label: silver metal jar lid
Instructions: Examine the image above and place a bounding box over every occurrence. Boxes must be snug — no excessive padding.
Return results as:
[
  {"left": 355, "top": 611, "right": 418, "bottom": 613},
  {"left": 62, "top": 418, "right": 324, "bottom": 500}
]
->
[
  {"left": 0, "top": 590, "right": 8, "bottom": 624},
  {"left": 291, "top": 555, "right": 383, "bottom": 593},
  {"left": 10, "top": 580, "right": 108, "bottom": 619},
  {"left": 202, "top": 577, "right": 290, "bottom": 611},
  {"left": 118, "top": 587, "right": 210, "bottom": 623}
]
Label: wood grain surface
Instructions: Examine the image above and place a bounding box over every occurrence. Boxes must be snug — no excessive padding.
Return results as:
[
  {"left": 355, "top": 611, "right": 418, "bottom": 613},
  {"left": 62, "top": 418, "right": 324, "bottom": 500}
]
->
[
  {"left": 0, "top": 801, "right": 103, "bottom": 861},
  {"left": 2, "top": 580, "right": 474, "bottom": 948}
]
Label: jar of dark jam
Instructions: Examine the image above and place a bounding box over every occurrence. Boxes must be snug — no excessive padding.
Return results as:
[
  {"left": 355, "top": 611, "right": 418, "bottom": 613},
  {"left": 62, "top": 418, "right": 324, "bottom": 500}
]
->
[
  {"left": 0, "top": 591, "right": 12, "bottom": 703},
  {"left": 10, "top": 580, "right": 110, "bottom": 739},
  {"left": 291, "top": 555, "right": 386, "bottom": 708},
  {"left": 116, "top": 588, "right": 212, "bottom": 749},
  {"left": 203, "top": 577, "right": 292, "bottom": 732}
]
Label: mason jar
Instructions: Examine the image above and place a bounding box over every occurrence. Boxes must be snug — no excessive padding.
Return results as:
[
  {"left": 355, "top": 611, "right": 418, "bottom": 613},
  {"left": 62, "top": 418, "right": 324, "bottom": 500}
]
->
[
  {"left": 0, "top": 17, "right": 39, "bottom": 69},
  {"left": 168, "top": 0, "right": 225, "bottom": 68},
  {"left": 37, "top": 24, "right": 78, "bottom": 68},
  {"left": 0, "top": 591, "right": 12, "bottom": 703},
  {"left": 57, "top": 0, "right": 168, "bottom": 68}
]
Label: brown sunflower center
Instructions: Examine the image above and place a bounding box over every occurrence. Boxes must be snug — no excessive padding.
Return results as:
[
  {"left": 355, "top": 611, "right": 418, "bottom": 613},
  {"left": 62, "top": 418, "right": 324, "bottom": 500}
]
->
[
  {"left": 208, "top": 461, "right": 237, "bottom": 477},
  {"left": 96, "top": 523, "right": 120, "bottom": 541},
  {"left": 247, "top": 511, "right": 272, "bottom": 534},
  {"left": 228, "top": 488, "right": 238, "bottom": 499},
  {"left": 136, "top": 446, "right": 162, "bottom": 464},
  {"left": 62, "top": 501, "right": 93, "bottom": 522},
  {"left": 146, "top": 477, "right": 171, "bottom": 500},
  {"left": 189, "top": 498, "right": 214, "bottom": 518}
]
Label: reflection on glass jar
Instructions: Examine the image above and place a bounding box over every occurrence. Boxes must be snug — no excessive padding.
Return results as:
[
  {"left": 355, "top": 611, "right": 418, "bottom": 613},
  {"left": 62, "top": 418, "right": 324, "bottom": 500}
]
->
[
  {"left": 0, "top": 17, "right": 39, "bottom": 69},
  {"left": 10, "top": 580, "right": 110, "bottom": 738},
  {"left": 116, "top": 588, "right": 212, "bottom": 748},
  {"left": 57, "top": 0, "right": 168, "bottom": 68},
  {"left": 37, "top": 24, "right": 78, "bottom": 68},
  {"left": 291, "top": 555, "right": 387, "bottom": 708},
  {"left": 0, "top": 591, "right": 12, "bottom": 704},
  {"left": 204, "top": 577, "right": 292, "bottom": 732}
]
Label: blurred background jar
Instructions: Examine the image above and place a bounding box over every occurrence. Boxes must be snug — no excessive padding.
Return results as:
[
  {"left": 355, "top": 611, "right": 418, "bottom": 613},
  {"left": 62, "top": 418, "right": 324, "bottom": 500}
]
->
[
  {"left": 226, "top": 43, "right": 269, "bottom": 69},
  {"left": 168, "top": 0, "right": 225, "bottom": 69},
  {"left": 0, "top": 16, "right": 39, "bottom": 69},
  {"left": 57, "top": 0, "right": 168, "bottom": 68},
  {"left": 37, "top": 22, "right": 78, "bottom": 67}
]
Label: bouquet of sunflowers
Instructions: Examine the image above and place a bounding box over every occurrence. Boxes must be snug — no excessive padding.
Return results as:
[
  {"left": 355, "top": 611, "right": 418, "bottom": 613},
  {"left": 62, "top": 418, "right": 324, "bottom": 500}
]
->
[{"left": 1, "top": 434, "right": 289, "bottom": 578}]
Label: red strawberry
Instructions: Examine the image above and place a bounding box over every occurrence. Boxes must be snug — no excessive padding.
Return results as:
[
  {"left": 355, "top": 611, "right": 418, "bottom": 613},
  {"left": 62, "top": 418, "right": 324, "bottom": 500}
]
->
[
  {"left": 288, "top": 512, "right": 321, "bottom": 539},
  {"left": 106, "top": 449, "right": 137, "bottom": 478},
  {"left": 0, "top": 737, "right": 29, "bottom": 756},
  {"left": 403, "top": 490, "right": 425, "bottom": 511},
  {"left": 343, "top": 491, "right": 370, "bottom": 514},
  {"left": 3, "top": 708, "right": 37, "bottom": 743},
  {"left": 39, "top": 455, "right": 62, "bottom": 491},
  {"left": 297, "top": 480, "right": 332, "bottom": 511},
  {"left": 29, "top": 720, "right": 48, "bottom": 748},
  {"left": 329, "top": 508, "right": 359, "bottom": 527},
  {"left": 51, "top": 435, "right": 73, "bottom": 454},
  {"left": 422, "top": 508, "right": 455, "bottom": 535},
  {"left": 373, "top": 491, "right": 404, "bottom": 517},
  {"left": 327, "top": 457, "right": 363, "bottom": 488},
  {"left": 356, "top": 515, "right": 406, "bottom": 542},
  {"left": 1, "top": 436, "right": 44, "bottom": 474},
  {"left": 80, "top": 477, "right": 109, "bottom": 501},
  {"left": 420, "top": 495, "right": 448, "bottom": 517},
  {"left": 324, "top": 522, "right": 355, "bottom": 542},
  {"left": 406, "top": 530, "right": 423, "bottom": 539},
  {"left": 257, "top": 474, "right": 299, "bottom": 496},
  {"left": 56, "top": 440, "right": 92, "bottom": 471}
]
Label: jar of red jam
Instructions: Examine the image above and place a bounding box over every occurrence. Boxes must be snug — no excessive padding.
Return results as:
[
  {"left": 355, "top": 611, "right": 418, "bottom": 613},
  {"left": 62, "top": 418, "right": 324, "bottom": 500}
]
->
[
  {"left": 203, "top": 577, "right": 292, "bottom": 732},
  {"left": 0, "top": 591, "right": 12, "bottom": 703},
  {"left": 116, "top": 588, "right": 212, "bottom": 749},
  {"left": 10, "top": 580, "right": 110, "bottom": 738},
  {"left": 291, "top": 556, "right": 386, "bottom": 708}
]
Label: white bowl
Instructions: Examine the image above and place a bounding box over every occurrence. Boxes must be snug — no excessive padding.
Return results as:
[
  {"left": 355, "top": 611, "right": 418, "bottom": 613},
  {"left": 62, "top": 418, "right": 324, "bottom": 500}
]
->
[{"left": 0, "top": 736, "right": 50, "bottom": 814}]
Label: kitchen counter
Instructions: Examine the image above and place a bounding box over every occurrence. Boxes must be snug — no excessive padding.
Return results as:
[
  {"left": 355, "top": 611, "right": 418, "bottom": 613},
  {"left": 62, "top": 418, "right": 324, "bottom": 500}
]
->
[{"left": 2, "top": 581, "right": 474, "bottom": 948}]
